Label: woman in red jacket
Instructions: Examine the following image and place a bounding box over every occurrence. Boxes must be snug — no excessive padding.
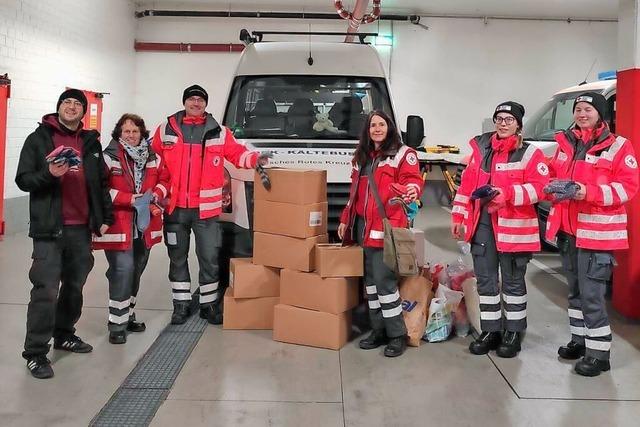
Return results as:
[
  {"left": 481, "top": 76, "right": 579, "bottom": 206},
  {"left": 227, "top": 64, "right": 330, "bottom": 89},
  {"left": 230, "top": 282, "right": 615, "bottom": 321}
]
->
[
  {"left": 338, "top": 110, "right": 423, "bottom": 357},
  {"left": 451, "top": 102, "right": 548, "bottom": 358},
  {"left": 93, "top": 114, "right": 170, "bottom": 344},
  {"left": 546, "top": 92, "right": 638, "bottom": 376}
]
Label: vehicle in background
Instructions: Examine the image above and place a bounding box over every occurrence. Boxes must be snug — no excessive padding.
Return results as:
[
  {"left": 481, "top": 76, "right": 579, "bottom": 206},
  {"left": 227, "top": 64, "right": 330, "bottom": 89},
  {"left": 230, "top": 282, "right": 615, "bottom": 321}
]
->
[{"left": 220, "top": 30, "right": 424, "bottom": 236}]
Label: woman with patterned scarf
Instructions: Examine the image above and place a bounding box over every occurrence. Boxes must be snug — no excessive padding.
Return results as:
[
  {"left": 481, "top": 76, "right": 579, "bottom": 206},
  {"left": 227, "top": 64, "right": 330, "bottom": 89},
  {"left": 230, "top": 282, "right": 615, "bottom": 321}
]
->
[{"left": 93, "top": 114, "right": 170, "bottom": 344}]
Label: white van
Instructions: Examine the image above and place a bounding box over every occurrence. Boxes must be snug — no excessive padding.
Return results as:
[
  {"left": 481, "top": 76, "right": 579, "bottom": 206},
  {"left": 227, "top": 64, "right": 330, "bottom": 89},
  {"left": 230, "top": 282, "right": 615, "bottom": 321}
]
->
[{"left": 219, "top": 31, "right": 424, "bottom": 233}]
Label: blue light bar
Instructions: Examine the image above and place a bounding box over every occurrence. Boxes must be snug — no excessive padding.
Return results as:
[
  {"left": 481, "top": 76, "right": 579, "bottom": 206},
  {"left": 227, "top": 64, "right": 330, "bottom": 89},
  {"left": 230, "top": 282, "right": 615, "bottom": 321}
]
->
[{"left": 597, "top": 70, "right": 616, "bottom": 80}]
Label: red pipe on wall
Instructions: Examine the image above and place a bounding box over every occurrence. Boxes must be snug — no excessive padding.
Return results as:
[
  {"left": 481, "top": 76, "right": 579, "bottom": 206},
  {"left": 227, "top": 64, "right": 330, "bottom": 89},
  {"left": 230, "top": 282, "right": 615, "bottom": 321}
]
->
[
  {"left": 0, "top": 74, "right": 10, "bottom": 238},
  {"left": 134, "top": 41, "right": 245, "bottom": 52}
]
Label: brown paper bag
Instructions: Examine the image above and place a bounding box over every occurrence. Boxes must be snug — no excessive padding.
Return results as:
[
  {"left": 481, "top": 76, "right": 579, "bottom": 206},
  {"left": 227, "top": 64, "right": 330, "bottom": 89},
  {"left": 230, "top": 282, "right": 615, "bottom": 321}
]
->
[{"left": 399, "top": 274, "right": 433, "bottom": 346}]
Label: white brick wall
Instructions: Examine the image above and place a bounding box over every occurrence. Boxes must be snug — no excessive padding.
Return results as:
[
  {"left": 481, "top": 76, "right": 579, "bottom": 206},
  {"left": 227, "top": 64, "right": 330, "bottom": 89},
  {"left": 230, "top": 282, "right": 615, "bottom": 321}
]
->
[{"left": 0, "top": 0, "right": 136, "bottom": 199}]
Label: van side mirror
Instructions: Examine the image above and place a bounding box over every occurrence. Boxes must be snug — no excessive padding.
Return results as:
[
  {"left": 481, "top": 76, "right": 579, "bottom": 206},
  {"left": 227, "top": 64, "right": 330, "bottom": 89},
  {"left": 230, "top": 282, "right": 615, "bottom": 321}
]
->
[{"left": 405, "top": 115, "right": 424, "bottom": 148}]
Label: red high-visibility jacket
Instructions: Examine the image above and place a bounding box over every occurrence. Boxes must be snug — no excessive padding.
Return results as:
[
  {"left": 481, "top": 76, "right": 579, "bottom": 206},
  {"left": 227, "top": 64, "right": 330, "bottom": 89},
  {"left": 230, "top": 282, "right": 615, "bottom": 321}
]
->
[
  {"left": 452, "top": 132, "right": 549, "bottom": 252},
  {"left": 545, "top": 128, "right": 639, "bottom": 250},
  {"left": 92, "top": 139, "right": 170, "bottom": 251},
  {"left": 152, "top": 111, "right": 258, "bottom": 219},
  {"left": 341, "top": 145, "right": 423, "bottom": 248}
]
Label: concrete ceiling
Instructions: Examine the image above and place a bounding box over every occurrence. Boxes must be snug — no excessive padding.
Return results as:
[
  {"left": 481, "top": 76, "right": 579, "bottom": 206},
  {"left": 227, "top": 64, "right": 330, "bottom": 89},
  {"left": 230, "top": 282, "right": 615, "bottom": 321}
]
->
[{"left": 136, "top": 0, "right": 618, "bottom": 20}]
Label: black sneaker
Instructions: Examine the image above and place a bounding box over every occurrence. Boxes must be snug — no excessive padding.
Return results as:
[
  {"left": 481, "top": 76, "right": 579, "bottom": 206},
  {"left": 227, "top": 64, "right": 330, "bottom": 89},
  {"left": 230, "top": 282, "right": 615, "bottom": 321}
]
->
[
  {"left": 27, "top": 356, "right": 54, "bottom": 379},
  {"left": 53, "top": 335, "right": 93, "bottom": 353},
  {"left": 558, "top": 341, "right": 586, "bottom": 360}
]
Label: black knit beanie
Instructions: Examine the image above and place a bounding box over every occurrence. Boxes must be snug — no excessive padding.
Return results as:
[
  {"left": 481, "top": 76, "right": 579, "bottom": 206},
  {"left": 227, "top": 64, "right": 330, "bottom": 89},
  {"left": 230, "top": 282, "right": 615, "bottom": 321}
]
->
[
  {"left": 182, "top": 84, "right": 209, "bottom": 105},
  {"left": 493, "top": 101, "right": 525, "bottom": 127},
  {"left": 57, "top": 88, "right": 88, "bottom": 114}
]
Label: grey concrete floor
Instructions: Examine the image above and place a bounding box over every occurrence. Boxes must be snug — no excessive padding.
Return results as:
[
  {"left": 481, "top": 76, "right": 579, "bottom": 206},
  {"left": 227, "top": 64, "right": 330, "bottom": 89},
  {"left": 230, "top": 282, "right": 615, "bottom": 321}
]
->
[{"left": 1, "top": 205, "right": 640, "bottom": 426}]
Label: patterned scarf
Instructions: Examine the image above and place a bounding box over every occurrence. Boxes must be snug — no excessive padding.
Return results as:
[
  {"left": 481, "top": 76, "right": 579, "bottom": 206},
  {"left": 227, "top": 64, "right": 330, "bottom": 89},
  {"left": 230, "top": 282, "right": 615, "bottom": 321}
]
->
[{"left": 120, "top": 138, "right": 149, "bottom": 193}]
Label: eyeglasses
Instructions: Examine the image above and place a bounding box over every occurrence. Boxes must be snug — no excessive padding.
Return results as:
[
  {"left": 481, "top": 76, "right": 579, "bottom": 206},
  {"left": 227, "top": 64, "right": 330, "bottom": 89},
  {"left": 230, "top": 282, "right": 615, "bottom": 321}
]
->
[
  {"left": 61, "top": 99, "right": 83, "bottom": 108},
  {"left": 494, "top": 116, "right": 516, "bottom": 125}
]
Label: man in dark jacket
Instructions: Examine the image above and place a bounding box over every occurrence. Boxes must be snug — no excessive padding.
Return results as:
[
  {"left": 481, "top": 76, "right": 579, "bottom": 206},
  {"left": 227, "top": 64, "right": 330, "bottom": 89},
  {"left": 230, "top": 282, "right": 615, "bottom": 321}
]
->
[{"left": 15, "top": 88, "right": 113, "bottom": 379}]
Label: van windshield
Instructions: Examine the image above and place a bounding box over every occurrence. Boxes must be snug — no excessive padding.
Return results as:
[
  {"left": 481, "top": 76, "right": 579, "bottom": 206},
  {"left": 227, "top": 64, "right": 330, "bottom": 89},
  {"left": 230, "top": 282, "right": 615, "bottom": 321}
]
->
[
  {"left": 523, "top": 90, "right": 605, "bottom": 141},
  {"left": 223, "top": 75, "right": 394, "bottom": 139}
]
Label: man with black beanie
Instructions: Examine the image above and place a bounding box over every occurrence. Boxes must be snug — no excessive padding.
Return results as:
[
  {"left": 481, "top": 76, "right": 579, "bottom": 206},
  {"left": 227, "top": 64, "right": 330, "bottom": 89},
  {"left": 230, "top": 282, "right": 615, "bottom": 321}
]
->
[
  {"left": 15, "top": 88, "right": 113, "bottom": 379},
  {"left": 152, "top": 84, "right": 269, "bottom": 326}
]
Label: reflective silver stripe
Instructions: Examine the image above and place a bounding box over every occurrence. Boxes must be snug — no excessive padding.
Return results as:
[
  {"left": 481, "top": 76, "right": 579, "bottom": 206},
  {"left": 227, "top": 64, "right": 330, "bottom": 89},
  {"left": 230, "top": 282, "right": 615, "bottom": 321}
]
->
[
  {"left": 576, "top": 229, "right": 628, "bottom": 240},
  {"left": 495, "top": 162, "right": 523, "bottom": 171},
  {"left": 586, "top": 325, "right": 611, "bottom": 337},
  {"left": 109, "top": 189, "right": 119, "bottom": 201},
  {"left": 172, "top": 293, "right": 192, "bottom": 301},
  {"left": 204, "top": 138, "right": 224, "bottom": 147},
  {"left": 577, "top": 213, "right": 627, "bottom": 224},
  {"left": 585, "top": 154, "right": 598, "bottom": 164},
  {"left": 145, "top": 161, "right": 156, "bottom": 169},
  {"left": 568, "top": 308, "right": 584, "bottom": 319},
  {"left": 366, "top": 285, "right": 377, "bottom": 295},
  {"left": 479, "top": 295, "right": 500, "bottom": 305},
  {"left": 505, "top": 310, "right": 527, "bottom": 320},
  {"left": 109, "top": 299, "right": 130, "bottom": 310},
  {"left": 150, "top": 230, "right": 163, "bottom": 239},
  {"left": 503, "top": 294, "right": 527, "bottom": 304},
  {"left": 378, "top": 291, "right": 400, "bottom": 304},
  {"left": 497, "top": 233, "right": 538, "bottom": 244},
  {"left": 611, "top": 182, "right": 628, "bottom": 203},
  {"left": 109, "top": 313, "right": 129, "bottom": 324},
  {"left": 585, "top": 339, "right": 611, "bottom": 351},
  {"left": 104, "top": 156, "right": 121, "bottom": 169},
  {"left": 200, "top": 282, "right": 219, "bottom": 293},
  {"left": 368, "top": 300, "right": 381, "bottom": 309},
  {"left": 454, "top": 194, "right": 469, "bottom": 204},
  {"left": 200, "top": 189, "right": 222, "bottom": 198},
  {"left": 520, "top": 144, "right": 538, "bottom": 167},
  {"left": 600, "top": 184, "right": 613, "bottom": 206},
  {"left": 171, "top": 282, "right": 191, "bottom": 290},
  {"left": 570, "top": 326, "right": 586, "bottom": 336},
  {"left": 239, "top": 151, "right": 253, "bottom": 168},
  {"left": 407, "top": 183, "right": 421, "bottom": 191},
  {"left": 381, "top": 305, "right": 403, "bottom": 318},
  {"left": 480, "top": 311, "right": 502, "bottom": 320},
  {"left": 601, "top": 136, "right": 627, "bottom": 161},
  {"left": 156, "top": 184, "right": 168, "bottom": 198},
  {"left": 498, "top": 217, "right": 538, "bottom": 228},
  {"left": 378, "top": 145, "right": 410, "bottom": 168},
  {"left": 130, "top": 296, "right": 137, "bottom": 305},
  {"left": 200, "top": 201, "right": 223, "bottom": 211},
  {"left": 163, "top": 135, "right": 178, "bottom": 144},
  {"left": 92, "top": 233, "right": 126, "bottom": 243},
  {"left": 451, "top": 205, "right": 468, "bottom": 218},
  {"left": 523, "top": 183, "right": 538, "bottom": 203},
  {"left": 200, "top": 293, "right": 219, "bottom": 304},
  {"left": 369, "top": 230, "right": 385, "bottom": 240},
  {"left": 513, "top": 185, "right": 524, "bottom": 206}
]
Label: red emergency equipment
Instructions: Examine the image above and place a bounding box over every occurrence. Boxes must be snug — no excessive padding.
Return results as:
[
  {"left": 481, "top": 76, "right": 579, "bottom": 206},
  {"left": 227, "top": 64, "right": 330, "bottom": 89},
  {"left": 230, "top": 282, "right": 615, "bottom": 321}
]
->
[{"left": 0, "top": 74, "right": 10, "bottom": 238}]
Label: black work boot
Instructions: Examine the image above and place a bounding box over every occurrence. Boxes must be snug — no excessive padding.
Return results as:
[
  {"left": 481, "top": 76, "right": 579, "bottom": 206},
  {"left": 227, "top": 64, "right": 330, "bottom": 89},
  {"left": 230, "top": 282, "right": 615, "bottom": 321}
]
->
[
  {"left": 199, "top": 304, "right": 223, "bottom": 325},
  {"left": 384, "top": 336, "right": 407, "bottom": 357},
  {"left": 109, "top": 330, "right": 126, "bottom": 344},
  {"left": 575, "top": 356, "right": 611, "bottom": 377},
  {"left": 469, "top": 331, "right": 501, "bottom": 355},
  {"left": 558, "top": 341, "right": 586, "bottom": 360},
  {"left": 27, "top": 356, "right": 54, "bottom": 379},
  {"left": 171, "top": 302, "right": 190, "bottom": 325},
  {"left": 496, "top": 331, "right": 521, "bottom": 358},
  {"left": 126, "top": 313, "right": 146, "bottom": 332},
  {"left": 359, "top": 329, "right": 388, "bottom": 350}
]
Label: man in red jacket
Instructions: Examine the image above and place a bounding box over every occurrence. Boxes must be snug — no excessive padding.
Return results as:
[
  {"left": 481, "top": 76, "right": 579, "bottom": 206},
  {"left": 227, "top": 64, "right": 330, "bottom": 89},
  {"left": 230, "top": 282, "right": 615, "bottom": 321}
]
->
[{"left": 152, "top": 85, "right": 269, "bottom": 325}]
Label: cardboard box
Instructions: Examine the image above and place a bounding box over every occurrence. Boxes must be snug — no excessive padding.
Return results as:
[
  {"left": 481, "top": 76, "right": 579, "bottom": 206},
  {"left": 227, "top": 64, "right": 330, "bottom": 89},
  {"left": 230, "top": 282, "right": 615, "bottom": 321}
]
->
[
  {"left": 223, "top": 287, "right": 280, "bottom": 330},
  {"left": 253, "top": 232, "right": 328, "bottom": 272},
  {"left": 254, "top": 200, "right": 328, "bottom": 238},
  {"left": 280, "top": 269, "right": 359, "bottom": 314},
  {"left": 273, "top": 304, "right": 351, "bottom": 350},
  {"left": 315, "top": 244, "right": 363, "bottom": 278},
  {"left": 229, "top": 258, "right": 280, "bottom": 298},
  {"left": 254, "top": 168, "right": 327, "bottom": 205}
]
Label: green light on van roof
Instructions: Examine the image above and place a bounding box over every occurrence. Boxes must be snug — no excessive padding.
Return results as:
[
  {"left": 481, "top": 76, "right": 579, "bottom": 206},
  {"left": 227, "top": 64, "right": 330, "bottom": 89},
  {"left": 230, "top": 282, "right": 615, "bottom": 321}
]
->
[{"left": 374, "top": 35, "right": 393, "bottom": 46}]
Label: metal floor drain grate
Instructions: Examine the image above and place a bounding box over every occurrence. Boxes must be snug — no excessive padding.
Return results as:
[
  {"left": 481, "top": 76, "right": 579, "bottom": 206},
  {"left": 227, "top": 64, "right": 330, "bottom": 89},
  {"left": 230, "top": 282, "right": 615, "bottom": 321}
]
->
[{"left": 90, "top": 313, "right": 208, "bottom": 426}]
